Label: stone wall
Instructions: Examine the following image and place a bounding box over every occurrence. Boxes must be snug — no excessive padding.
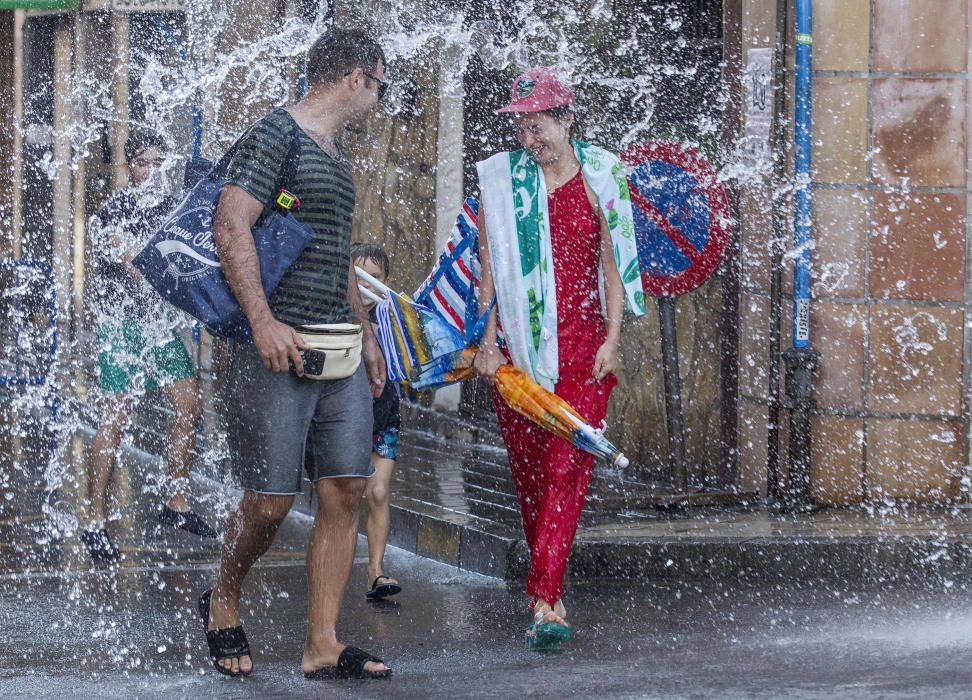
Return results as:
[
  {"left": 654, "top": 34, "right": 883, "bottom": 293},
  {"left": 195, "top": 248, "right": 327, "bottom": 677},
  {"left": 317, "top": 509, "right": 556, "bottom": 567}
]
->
[
  {"left": 611, "top": 280, "right": 725, "bottom": 481},
  {"left": 344, "top": 52, "right": 441, "bottom": 295}
]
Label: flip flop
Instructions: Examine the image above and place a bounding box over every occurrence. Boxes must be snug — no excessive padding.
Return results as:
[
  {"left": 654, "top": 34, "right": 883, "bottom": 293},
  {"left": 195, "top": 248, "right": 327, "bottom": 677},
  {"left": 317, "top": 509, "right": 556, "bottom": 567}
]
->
[
  {"left": 198, "top": 588, "right": 252, "bottom": 676},
  {"left": 159, "top": 505, "right": 219, "bottom": 539},
  {"left": 526, "top": 610, "right": 572, "bottom": 651},
  {"left": 304, "top": 645, "right": 392, "bottom": 679},
  {"left": 365, "top": 575, "right": 402, "bottom": 600}
]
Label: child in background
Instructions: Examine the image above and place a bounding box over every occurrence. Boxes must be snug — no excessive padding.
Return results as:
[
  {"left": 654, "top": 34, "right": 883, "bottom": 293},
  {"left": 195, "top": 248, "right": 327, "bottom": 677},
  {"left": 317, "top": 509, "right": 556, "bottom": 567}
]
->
[{"left": 352, "top": 243, "right": 403, "bottom": 600}]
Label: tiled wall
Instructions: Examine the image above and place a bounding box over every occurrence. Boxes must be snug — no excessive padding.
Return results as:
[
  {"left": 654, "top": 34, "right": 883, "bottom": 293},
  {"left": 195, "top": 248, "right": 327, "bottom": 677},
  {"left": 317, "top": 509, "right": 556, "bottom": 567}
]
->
[{"left": 738, "top": 0, "right": 970, "bottom": 503}]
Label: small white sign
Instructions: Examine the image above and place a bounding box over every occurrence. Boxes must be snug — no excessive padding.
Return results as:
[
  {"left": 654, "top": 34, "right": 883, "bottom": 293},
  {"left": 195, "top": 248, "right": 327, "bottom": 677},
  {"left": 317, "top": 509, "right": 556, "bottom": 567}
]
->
[
  {"left": 743, "top": 47, "right": 773, "bottom": 158},
  {"left": 795, "top": 298, "right": 811, "bottom": 342}
]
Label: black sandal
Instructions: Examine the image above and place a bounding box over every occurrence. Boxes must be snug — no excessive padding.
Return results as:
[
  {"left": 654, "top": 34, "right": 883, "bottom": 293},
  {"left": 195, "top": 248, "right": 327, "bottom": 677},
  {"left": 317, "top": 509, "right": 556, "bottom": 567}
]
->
[
  {"left": 365, "top": 575, "right": 402, "bottom": 600},
  {"left": 198, "top": 588, "right": 252, "bottom": 677},
  {"left": 303, "top": 645, "right": 392, "bottom": 679}
]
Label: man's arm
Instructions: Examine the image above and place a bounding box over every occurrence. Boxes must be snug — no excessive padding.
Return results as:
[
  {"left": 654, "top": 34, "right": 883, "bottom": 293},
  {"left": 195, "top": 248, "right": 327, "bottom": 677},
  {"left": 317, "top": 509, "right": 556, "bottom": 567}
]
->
[
  {"left": 347, "top": 262, "right": 386, "bottom": 397},
  {"left": 213, "top": 183, "right": 307, "bottom": 374}
]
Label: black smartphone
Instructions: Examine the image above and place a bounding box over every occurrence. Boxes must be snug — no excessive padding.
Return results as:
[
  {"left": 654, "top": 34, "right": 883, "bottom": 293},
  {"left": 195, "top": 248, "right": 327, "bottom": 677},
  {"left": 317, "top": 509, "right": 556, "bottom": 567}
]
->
[{"left": 293, "top": 348, "right": 326, "bottom": 376}]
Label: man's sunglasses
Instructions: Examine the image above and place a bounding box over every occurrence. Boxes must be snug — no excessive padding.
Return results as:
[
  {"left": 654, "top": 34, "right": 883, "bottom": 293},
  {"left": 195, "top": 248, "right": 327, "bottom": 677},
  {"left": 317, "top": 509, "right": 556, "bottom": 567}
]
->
[{"left": 345, "top": 69, "right": 388, "bottom": 100}]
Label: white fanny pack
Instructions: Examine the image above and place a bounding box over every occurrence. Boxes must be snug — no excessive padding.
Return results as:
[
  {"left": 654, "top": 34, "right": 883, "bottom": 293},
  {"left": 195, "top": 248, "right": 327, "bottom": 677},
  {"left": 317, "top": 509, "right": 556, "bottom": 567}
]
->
[{"left": 294, "top": 323, "right": 362, "bottom": 380}]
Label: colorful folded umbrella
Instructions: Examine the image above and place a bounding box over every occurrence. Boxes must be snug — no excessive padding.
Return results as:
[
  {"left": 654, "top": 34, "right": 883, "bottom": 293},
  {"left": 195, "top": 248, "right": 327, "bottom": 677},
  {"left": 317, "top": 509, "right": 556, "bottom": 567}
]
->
[{"left": 494, "top": 364, "right": 630, "bottom": 468}]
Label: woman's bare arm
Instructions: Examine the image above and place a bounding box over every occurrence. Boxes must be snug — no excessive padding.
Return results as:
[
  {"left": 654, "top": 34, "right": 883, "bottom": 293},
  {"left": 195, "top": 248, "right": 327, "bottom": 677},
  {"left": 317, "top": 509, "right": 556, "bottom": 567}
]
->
[
  {"left": 472, "top": 206, "right": 505, "bottom": 378},
  {"left": 599, "top": 215, "right": 624, "bottom": 345},
  {"left": 586, "top": 181, "right": 623, "bottom": 380}
]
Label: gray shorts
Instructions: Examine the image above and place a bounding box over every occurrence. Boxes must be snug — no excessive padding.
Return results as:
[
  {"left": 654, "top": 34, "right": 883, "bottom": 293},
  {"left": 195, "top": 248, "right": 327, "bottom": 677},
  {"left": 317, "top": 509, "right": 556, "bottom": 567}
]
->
[{"left": 223, "top": 340, "right": 374, "bottom": 495}]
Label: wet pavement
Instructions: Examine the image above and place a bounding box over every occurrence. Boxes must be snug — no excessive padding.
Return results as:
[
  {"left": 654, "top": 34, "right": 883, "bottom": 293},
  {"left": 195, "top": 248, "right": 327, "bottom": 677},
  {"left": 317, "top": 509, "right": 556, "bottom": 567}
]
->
[
  {"left": 4, "top": 517, "right": 972, "bottom": 698},
  {"left": 5, "top": 399, "right": 972, "bottom": 696}
]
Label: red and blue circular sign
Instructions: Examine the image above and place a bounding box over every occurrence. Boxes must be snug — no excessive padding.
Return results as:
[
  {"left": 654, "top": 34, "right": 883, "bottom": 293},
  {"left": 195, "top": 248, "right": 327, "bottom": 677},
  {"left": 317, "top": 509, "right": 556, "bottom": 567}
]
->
[{"left": 621, "top": 141, "right": 731, "bottom": 298}]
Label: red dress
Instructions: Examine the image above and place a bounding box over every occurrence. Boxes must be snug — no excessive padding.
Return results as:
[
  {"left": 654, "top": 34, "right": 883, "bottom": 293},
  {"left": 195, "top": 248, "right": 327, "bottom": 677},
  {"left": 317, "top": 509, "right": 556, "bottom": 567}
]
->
[{"left": 493, "top": 169, "right": 618, "bottom": 605}]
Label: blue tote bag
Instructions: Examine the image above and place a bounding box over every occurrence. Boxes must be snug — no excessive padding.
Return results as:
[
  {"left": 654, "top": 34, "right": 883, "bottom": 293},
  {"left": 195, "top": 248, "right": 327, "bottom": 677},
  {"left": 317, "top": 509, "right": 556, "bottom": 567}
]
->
[{"left": 133, "top": 119, "right": 313, "bottom": 338}]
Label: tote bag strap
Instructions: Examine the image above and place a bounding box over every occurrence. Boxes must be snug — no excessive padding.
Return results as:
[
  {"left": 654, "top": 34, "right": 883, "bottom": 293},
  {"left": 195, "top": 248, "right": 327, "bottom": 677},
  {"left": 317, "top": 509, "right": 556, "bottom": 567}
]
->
[{"left": 208, "top": 108, "right": 302, "bottom": 204}]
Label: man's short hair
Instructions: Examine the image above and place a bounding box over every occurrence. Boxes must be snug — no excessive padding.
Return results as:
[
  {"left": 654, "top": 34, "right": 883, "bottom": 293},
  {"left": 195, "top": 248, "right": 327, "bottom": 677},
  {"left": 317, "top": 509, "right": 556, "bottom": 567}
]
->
[
  {"left": 124, "top": 128, "right": 166, "bottom": 163},
  {"left": 306, "top": 27, "right": 386, "bottom": 89}
]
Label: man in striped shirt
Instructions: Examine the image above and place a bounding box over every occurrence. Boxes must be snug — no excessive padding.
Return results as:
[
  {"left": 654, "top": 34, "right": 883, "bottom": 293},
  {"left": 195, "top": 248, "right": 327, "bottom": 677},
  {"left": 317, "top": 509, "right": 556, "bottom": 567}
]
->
[{"left": 202, "top": 28, "right": 390, "bottom": 680}]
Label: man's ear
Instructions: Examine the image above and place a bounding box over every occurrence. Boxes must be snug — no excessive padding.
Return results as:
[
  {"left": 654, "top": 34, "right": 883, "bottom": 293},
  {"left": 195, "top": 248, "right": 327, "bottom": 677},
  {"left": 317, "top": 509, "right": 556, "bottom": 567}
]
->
[{"left": 345, "top": 67, "right": 363, "bottom": 91}]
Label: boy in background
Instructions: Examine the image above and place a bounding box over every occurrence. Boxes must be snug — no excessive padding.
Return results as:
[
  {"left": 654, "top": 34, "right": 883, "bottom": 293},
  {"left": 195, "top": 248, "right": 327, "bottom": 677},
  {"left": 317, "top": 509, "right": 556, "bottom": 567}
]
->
[{"left": 352, "top": 243, "right": 402, "bottom": 600}]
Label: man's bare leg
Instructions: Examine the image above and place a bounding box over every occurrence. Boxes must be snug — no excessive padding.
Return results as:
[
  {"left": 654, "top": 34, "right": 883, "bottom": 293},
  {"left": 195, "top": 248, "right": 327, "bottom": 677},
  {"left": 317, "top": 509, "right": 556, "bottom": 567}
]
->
[
  {"left": 300, "top": 477, "right": 389, "bottom": 675},
  {"left": 208, "top": 490, "right": 294, "bottom": 674}
]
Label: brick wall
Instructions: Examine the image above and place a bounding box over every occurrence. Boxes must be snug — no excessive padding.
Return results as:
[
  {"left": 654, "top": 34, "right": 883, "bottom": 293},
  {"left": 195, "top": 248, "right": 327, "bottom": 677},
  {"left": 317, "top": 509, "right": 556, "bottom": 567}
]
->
[{"left": 738, "top": 0, "right": 970, "bottom": 503}]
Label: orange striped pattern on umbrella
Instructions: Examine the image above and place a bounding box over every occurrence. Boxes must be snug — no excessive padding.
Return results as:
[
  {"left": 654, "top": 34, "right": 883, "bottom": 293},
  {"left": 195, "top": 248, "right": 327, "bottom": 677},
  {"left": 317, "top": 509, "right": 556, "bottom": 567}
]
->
[
  {"left": 494, "top": 364, "right": 585, "bottom": 443},
  {"left": 493, "top": 364, "right": 629, "bottom": 467}
]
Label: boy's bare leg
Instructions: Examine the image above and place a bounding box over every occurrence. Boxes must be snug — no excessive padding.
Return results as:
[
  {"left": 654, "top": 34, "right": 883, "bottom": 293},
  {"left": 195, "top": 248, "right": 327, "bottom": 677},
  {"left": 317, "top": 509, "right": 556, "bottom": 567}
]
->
[
  {"left": 301, "top": 476, "right": 389, "bottom": 675},
  {"left": 365, "top": 455, "right": 397, "bottom": 585},
  {"left": 208, "top": 490, "right": 294, "bottom": 674}
]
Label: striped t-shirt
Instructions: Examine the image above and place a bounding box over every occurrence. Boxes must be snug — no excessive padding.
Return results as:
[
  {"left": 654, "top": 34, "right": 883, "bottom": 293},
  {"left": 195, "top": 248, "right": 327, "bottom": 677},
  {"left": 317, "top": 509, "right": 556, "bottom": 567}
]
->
[{"left": 225, "top": 107, "right": 355, "bottom": 326}]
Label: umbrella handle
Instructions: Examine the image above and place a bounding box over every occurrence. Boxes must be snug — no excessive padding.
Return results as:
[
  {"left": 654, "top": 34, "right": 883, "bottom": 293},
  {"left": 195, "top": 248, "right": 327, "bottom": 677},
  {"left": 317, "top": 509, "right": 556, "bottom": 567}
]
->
[
  {"left": 355, "top": 265, "right": 393, "bottom": 296},
  {"left": 357, "top": 283, "right": 385, "bottom": 304}
]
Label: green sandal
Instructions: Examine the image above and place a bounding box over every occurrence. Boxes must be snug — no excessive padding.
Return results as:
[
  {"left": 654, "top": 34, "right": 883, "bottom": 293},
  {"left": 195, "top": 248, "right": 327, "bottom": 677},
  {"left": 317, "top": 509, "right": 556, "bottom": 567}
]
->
[{"left": 526, "top": 610, "right": 572, "bottom": 651}]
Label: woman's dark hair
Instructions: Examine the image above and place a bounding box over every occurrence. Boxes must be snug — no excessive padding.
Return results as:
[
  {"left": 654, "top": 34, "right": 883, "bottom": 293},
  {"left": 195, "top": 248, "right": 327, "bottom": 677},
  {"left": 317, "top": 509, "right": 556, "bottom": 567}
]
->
[
  {"left": 351, "top": 242, "right": 390, "bottom": 277},
  {"left": 306, "top": 28, "right": 386, "bottom": 89},
  {"left": 549, "top": 106, "right": 585, "bottom": 140},
  {"left": 124, "top": 128, "right": 166, "bottom": 163}
]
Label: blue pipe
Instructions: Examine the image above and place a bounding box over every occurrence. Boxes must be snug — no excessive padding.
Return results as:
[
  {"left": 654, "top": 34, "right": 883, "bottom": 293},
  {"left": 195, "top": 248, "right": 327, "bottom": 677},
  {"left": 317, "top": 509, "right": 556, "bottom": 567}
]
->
[
  {"left": 0, "top": 259, "right": 58, "bottom": 425},
  {"left": 792, "top": 0, "right": 813, "bottom": 349}
]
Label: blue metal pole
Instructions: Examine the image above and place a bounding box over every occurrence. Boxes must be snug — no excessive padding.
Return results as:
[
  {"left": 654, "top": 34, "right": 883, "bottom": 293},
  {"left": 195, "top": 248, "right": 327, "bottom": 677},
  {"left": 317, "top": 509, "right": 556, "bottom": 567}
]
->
[
  {"left": 792, "top": 0, "right": 812, "bottom": 348},
  {"left": 781, "top": 0, "right": 820, "bottom": 511}
]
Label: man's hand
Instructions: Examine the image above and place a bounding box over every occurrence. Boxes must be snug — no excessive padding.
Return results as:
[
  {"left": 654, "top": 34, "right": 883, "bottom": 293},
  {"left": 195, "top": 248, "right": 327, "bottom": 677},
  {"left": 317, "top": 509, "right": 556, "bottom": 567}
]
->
[
  {"left": 473, "top": 342, "right": 506, "bottom": 381},
  {"left": 362, "top": 328, "right": 386, "bottom": 397},
  {"left": 251, "top": 316, "right": 308, "bottom": 374}
]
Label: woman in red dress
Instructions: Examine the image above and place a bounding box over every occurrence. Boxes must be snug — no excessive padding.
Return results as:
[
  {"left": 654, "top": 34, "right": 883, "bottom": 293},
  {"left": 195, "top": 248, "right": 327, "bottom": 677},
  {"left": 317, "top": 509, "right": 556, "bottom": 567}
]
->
[{"left": 473, "top": 68, "right": 634, "bottom": 649}]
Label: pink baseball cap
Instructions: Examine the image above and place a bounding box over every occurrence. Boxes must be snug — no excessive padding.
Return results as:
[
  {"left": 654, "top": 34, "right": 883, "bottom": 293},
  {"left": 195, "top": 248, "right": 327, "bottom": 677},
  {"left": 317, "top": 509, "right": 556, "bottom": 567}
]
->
[{"left": 497, "top": 67, "right": 576, "bottom": 114}]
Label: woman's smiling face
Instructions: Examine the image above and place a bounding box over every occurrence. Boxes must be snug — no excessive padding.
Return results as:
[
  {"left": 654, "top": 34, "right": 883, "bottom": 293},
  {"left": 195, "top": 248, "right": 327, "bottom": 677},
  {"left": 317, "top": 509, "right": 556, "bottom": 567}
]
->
[{"left": 513, "top": 111, "right": 573, "bottom": 166}]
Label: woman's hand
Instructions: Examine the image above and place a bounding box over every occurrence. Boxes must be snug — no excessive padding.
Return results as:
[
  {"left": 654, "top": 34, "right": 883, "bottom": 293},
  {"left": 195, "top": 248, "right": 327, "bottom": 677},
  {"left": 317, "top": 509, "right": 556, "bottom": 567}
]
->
[
  {"left": 592, "top": 339, "right": 619, "bottom": 381},
  {"left": 473, "top": 343, "right": 506, "bottom": 380}
]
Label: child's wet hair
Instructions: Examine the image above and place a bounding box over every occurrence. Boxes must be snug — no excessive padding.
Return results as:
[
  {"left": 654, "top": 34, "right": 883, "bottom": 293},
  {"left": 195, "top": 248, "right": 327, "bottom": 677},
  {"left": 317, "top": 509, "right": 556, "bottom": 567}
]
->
[
  {"left": 351, "top": 243, "right": 390, "bottom": 278},
  {"left": 124, "top": 128, "right": 166, "bottom": 163}
]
